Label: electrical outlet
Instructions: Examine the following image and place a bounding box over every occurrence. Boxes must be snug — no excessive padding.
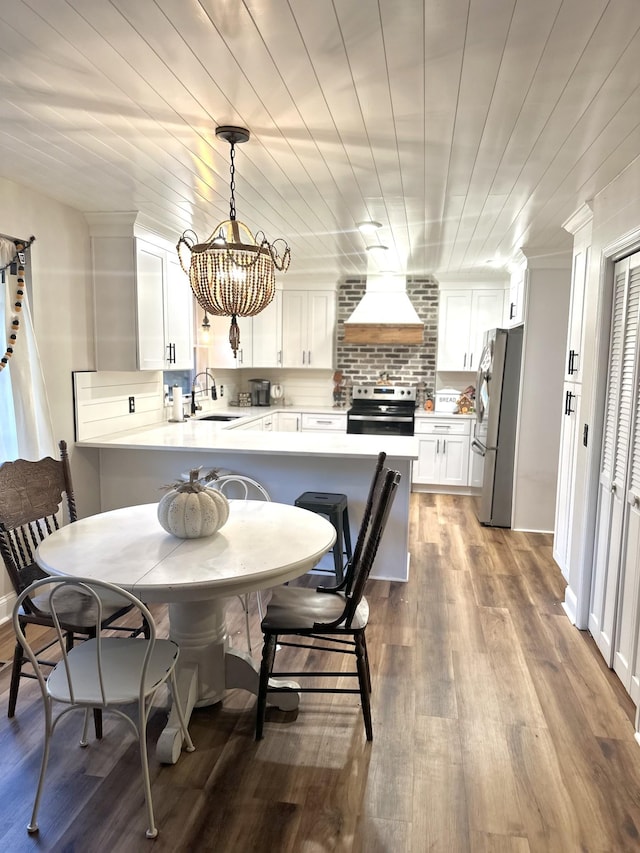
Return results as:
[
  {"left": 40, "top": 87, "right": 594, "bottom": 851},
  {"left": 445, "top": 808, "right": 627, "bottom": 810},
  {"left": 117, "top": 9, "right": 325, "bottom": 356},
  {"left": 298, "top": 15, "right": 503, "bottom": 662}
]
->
[{"left": 128, "top": 396, "right": 135, "bottom": 413}]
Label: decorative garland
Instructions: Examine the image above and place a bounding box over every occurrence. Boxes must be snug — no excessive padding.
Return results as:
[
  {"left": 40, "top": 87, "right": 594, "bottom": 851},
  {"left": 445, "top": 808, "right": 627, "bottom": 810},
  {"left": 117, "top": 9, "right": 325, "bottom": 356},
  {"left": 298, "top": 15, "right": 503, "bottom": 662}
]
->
[{"left": 0, "top": 236, "right": 35, "bottom": 373}]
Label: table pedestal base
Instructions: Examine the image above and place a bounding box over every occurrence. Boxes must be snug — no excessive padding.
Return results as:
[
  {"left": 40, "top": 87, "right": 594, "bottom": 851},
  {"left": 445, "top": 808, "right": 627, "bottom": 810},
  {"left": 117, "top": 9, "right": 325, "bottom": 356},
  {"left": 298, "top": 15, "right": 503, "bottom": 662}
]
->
[{"left": 157, "top": 598, "right": 299, "bottom": 764}]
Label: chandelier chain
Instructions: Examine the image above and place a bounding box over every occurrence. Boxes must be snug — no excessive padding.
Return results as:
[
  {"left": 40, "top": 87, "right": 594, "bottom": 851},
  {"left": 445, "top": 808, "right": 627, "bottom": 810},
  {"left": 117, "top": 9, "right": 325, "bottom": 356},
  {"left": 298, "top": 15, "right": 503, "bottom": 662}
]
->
[{"left": 229, "top": 142, "right": 237, "bottom": 221}]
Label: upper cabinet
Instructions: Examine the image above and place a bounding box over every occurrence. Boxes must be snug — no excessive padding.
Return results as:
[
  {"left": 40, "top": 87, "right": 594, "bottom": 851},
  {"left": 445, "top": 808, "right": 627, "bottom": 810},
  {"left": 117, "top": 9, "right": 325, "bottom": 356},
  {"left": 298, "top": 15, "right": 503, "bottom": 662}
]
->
[
  {"left": 506, "top": 260, "right": 527, "bottom": 327},
  {"left": 207, "top": 292, "right": 282, "bottom": 369},
  {"left": 437, "top": 284, "right": 506, "bottom": 371},
  {"left": 208, "top": 314, "right": 253, "bottom": 369},
  {"left": 89, "top": 214, "right": 194, "bottom": 372},
  {"left": 252, "top": 291, "right": 283, "bottom": 368},
  {"left": 564, "top": 238, "right": 590, "bottom": 384},
  {"left": 281, "top": 290, "right": 336, "bottom": 369}
]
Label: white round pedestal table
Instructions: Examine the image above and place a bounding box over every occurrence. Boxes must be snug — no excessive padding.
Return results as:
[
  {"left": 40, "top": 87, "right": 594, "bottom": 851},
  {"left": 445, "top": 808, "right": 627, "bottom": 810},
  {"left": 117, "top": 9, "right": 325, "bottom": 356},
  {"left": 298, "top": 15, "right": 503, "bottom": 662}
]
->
[{"left": 36, "top": 500, "right": 336, "bottom": 763}]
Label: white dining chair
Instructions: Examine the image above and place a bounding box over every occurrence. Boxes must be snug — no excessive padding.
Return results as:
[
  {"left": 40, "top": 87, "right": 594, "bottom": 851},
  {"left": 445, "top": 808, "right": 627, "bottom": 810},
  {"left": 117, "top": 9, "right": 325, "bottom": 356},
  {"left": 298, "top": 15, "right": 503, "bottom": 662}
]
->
[
  {"left": 13, "top": 576, "right": 195, "bottom": 840},
  {"left": 206, "top": 474, "right": 270, "bottom": 653}
]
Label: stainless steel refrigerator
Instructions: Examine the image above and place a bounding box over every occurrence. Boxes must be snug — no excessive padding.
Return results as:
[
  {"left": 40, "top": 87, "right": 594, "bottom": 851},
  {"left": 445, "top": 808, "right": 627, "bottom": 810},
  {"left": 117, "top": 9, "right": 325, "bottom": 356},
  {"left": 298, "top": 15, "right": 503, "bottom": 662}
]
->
[{"left": 472, "top": 325, "right": 523, "bottom": 527}]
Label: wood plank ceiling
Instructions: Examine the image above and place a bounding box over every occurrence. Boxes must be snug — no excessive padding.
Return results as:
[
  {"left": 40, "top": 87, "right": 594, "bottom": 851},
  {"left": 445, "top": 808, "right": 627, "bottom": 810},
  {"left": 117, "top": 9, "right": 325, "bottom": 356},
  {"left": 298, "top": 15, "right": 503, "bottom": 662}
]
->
[{"left": 1, "top": 0, "right": 639, "bottom": 279}]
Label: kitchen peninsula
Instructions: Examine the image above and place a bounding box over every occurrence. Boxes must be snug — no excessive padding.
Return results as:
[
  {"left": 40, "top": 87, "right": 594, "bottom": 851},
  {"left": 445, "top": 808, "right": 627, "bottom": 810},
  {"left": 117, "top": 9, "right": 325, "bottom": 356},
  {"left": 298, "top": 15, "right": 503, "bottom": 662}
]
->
[{"left": 75, "top": 419, "right": 418, "bottom": 582}]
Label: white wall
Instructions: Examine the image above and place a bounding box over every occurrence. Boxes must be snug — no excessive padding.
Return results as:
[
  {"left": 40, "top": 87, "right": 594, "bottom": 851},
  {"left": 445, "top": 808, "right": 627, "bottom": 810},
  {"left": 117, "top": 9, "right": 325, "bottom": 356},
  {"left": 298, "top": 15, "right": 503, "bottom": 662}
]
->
[{"left": 0, "top": 178, "right": 98, "bottom": 620}]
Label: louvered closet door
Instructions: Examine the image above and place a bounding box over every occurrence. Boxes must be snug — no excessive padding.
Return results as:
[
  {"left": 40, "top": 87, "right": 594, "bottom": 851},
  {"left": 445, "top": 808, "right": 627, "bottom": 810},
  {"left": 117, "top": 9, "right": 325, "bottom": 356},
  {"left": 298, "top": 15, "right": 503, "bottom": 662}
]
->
[
  {"left": 615, "top": 258, "right": 640, "bottom": 696},
  {"left": 589, "top": 253, "right": 640, "bottom": 664}
]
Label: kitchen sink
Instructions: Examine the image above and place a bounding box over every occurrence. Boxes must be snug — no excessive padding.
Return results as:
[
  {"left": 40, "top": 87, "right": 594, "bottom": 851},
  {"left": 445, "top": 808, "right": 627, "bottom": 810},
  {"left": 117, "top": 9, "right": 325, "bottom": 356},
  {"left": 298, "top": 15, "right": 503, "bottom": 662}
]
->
[{"left": 198, "top": 414, "right": 240, "bottom": 422}]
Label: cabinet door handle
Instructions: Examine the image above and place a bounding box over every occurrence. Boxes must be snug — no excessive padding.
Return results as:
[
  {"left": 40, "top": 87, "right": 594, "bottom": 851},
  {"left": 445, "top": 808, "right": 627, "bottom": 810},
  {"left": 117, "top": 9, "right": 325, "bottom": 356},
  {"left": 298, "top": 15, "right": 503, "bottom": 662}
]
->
[
  {"left": 166, "top": 343, "right": 175, "bottom": 364},
  {"left": 463, "top": 353, "right": 467, "bottom": 368},
  {"left": 278, "top": 350, "right": 282, "bottom": 365},
  {"left": 469, "top": 354, "right": 473, "bottom": 369},
  {"left": 510, "top": 301, "right": 516, "bottom": 320},
  {"left": 308, "top": 350, "right": 311, "bottom": 365},
  {"left": 443, "top": 439, "right": 446, "bottom": 453},
  {"left": 302, "top": 351, "right": 306, "bottom": 365},
  {"left": 568, "top": 349, "right": 579, "bottom": 375},
  {"left": 565, "top": 390, "right": 574, "bottom": 415},
  {"left": 436, "top": 439, "right": 440, "bottom": 454}
]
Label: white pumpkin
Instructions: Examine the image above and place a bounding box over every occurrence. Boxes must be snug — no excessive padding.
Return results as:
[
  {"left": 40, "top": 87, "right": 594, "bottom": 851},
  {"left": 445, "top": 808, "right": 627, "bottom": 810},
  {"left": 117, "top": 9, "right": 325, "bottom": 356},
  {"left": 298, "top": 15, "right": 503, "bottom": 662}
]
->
[{"left": 157, "top": 469, "right": 229, "bottom": 538}]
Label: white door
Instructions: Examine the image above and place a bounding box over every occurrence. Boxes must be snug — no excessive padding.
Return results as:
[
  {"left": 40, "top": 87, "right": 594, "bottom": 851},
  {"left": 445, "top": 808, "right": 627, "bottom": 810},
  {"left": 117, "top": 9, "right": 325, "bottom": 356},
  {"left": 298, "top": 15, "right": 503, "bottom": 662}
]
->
[
  {"left": 613, "top": 266, "right": 640, "bottom": 691},
  {"left": 589, "top": 253, "right": 640, "bottom": 664}
]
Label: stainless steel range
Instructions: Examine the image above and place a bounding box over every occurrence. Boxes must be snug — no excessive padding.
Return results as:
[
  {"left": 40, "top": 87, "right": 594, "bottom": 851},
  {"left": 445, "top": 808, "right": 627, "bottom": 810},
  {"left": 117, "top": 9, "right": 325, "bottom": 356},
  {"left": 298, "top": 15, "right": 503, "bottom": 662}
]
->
[{"left": 347, "top": 385, "right": 417, "bottom": 436}]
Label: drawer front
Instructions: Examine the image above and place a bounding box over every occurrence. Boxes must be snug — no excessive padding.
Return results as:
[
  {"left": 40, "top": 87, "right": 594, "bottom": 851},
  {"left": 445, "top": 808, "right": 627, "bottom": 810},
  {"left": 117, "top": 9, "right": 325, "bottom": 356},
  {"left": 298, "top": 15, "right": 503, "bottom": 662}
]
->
[
  {"left": 301, "top": 413, "right": 347, "bottom": 431},
  {"left": 415, "top": 418, "right": 470, "bottom": 436}
]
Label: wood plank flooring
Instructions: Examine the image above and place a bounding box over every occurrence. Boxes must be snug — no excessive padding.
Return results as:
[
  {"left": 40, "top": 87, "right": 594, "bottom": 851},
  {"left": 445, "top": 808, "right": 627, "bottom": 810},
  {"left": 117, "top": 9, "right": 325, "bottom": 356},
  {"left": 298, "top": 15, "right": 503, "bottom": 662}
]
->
[{"left": 1, "top": 493, "right": 640, "bottom": 852}]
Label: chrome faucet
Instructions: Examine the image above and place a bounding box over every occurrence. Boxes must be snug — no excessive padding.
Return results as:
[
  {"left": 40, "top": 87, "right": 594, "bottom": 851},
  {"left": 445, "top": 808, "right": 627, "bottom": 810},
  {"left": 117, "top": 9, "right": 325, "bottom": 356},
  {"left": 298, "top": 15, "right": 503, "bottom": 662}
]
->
[{"left": 191, "top": 370, "right": 217, "bottom": 415}]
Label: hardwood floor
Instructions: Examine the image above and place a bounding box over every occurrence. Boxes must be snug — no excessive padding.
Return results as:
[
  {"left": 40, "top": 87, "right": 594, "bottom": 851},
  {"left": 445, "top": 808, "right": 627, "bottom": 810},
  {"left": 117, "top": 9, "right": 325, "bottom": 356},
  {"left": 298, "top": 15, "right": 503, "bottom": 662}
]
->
[{"left": 1, "top": 493, "right": 639, "bottom": 852}]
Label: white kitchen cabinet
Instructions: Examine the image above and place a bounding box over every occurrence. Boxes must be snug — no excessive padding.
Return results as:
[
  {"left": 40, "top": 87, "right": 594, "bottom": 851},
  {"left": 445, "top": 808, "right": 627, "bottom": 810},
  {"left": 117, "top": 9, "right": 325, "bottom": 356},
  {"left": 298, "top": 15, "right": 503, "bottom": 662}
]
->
[
  {"left": 506, "top": 261, "right": 527, "bottom": 327},
  {"left": 91, "top": 224, "right": 194, "bottom": 372},
  {"left": 165, "top": 256, "right": 194, "bottom": 369},
  {"left": 275, "top": 411, "right": 301, "bottom": 432},
  {"left": 413, "top": 418, "right": 470, "bottom": 486},
  {"left": 564, "top": 244, "right": 589, "bottom": 383},
  {"left": 252, "top": 292, "right": 282, "bottom": 368},
  {"left": 437, "top": 286, "right": 505, "bottom": 372},
  {"left": 553, "top": 384, "right": 581, "bottom": 581},
  {"left": 208, "top": 314, "right": 253, "bottom": 368},
  {"left": 300, "top": 412, "right": 346, "bottom": 432},
  {"left": 281, "top": 290, "right": 336, "bottom": 368}
]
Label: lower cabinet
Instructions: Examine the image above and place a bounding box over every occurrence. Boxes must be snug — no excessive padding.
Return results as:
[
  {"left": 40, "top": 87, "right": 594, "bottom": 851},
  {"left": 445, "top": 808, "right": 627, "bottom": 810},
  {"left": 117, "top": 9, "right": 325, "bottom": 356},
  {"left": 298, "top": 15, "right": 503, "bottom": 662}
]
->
[
  {"left": 300, "top": 413, "right": 346, "bottom": 432},
  {"left": 413, "top": 418, "right": 471, "bottom": 487},
  {"left": 275, "top": 411, "right": 301, "bottom": 432}
]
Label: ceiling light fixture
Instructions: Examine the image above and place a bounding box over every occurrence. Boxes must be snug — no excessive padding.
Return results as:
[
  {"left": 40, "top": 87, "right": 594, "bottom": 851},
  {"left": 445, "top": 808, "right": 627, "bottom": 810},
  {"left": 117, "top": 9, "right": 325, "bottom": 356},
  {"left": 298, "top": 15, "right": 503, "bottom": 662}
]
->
[
  {"left": 357, "top": 220, "right": 382, "bottom": 235},
  {"left": 177, "top": 126, "right": 291, "bottom": 357},
  {"left": 365, "top": 244, "right": 389, "bottom": 252}
]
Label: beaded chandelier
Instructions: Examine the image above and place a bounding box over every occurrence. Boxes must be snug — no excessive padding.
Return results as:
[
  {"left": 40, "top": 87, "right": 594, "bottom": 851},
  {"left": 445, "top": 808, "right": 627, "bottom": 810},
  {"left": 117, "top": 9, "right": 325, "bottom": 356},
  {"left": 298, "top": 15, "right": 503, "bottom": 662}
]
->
[{"left": 177, "top": 126, "right": 291, "bottom": 357}]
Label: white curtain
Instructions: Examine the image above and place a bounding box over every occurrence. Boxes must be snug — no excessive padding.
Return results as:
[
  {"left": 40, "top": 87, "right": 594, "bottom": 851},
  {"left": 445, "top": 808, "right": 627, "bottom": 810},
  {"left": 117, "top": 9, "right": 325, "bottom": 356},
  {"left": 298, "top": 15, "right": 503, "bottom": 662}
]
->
[{"left": 0, "top": 237, "right": 55, "bottom": 463}]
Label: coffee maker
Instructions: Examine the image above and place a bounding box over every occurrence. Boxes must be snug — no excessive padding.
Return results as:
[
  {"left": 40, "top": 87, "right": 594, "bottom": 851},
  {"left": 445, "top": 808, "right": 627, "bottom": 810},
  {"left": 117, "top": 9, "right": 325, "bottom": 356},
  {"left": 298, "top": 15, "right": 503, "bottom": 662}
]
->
[{"left": 249, "top": 378, "right": 271, "bottom": 407}]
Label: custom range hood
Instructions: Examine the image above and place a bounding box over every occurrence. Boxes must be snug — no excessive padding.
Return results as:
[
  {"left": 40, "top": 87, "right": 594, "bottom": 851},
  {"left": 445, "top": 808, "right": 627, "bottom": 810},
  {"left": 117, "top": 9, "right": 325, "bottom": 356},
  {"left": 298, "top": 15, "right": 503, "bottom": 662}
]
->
[{"left": 343, "top": 274, "right": 424, "bottom": 344}]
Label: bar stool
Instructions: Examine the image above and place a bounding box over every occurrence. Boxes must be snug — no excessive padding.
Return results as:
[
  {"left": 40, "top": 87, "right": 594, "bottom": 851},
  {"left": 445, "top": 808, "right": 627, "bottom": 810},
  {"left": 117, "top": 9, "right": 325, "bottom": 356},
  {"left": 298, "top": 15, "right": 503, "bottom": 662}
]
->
[{"left": 294, "top": 491, "right": 352, "bottom": 583}]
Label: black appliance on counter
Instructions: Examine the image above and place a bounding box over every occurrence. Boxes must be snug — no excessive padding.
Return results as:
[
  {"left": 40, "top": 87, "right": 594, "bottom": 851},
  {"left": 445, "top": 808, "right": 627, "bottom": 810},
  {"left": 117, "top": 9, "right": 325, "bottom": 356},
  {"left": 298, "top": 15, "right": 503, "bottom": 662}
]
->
[
  {"left": 347, "top": 385, "right": 416, "bottom": 436},
  {"left": 248, "top": 378, "right": 271, "bottom": 406}
]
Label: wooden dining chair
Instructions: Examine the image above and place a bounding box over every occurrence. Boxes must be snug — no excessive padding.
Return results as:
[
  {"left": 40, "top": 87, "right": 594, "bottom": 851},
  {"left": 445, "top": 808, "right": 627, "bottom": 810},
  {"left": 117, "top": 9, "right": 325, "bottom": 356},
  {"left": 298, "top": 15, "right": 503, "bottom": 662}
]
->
[
  {"left": 206, "top": 473, "right": 271, "bottom": 653},
  {"left": 255, "top": 465, "right": 401, "bottom": 741},
  {"left": 13, "top": 576, "right": 195, "bottom": 839},
  {"left": 0, "top": 439, "right": 148, "bottom": 735}
]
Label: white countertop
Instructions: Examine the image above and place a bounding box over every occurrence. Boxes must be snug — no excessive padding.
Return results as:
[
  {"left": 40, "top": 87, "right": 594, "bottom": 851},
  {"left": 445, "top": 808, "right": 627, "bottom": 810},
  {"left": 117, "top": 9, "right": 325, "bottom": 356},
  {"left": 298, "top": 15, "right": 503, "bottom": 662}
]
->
[{"left": 77, "top": 418, "right": 419, "bottom": 460}]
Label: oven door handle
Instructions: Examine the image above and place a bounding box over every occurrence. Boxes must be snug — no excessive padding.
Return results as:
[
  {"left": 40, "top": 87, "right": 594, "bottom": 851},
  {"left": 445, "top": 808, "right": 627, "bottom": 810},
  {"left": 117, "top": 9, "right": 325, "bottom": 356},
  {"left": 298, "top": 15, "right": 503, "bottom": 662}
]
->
[{"left": 347, "top": 414, "right": 414, "bottom": 423}]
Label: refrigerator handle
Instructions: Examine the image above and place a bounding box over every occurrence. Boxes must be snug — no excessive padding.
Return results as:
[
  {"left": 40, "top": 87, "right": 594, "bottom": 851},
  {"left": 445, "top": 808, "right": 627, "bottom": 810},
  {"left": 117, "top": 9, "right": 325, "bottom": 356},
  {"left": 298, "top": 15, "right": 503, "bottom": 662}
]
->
[{"left": 471, "top": 439, "right": 486, "bottom": 457}]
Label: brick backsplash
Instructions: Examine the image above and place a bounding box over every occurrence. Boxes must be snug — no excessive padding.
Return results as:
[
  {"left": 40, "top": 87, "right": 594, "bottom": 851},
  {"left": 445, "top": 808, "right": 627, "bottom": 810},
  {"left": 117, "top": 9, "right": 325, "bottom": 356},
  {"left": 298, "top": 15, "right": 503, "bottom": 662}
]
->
[{"left": 336, "top": 277, "right": 439, "bottom": 394}]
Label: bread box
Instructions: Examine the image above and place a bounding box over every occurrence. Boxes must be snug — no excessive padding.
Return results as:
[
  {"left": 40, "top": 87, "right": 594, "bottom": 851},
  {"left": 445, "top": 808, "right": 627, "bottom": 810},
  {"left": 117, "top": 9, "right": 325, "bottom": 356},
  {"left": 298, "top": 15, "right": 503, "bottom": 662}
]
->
[{"left": 435, "top": 388, "right": 460, "bottom": 413}]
